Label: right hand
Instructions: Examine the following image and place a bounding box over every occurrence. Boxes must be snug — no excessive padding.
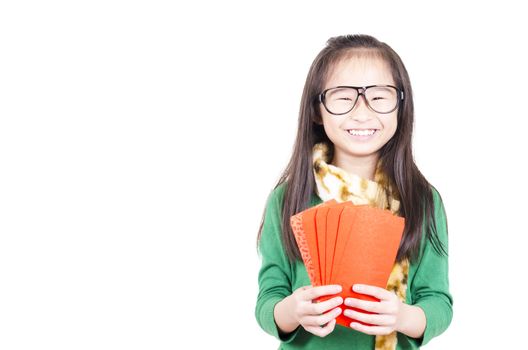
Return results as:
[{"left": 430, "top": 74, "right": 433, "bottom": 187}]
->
[{"left": 281, "top": 284, "right": 344, "bottom": 337}]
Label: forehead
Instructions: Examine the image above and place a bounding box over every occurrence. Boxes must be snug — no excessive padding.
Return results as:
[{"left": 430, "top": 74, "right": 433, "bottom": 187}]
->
[{"left": 325, "top": 54, "right": 395, "bottom": 89}]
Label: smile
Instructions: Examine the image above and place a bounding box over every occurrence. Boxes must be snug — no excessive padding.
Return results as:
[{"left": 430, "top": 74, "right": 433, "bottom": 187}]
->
[{"left": 347, "top": 129, "right": 378, "bottom": 136}]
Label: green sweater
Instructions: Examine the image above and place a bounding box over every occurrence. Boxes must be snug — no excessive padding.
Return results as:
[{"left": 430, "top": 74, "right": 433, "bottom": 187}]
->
[{"left": 255, "top": 182, "right": 453, "bottom": 349}]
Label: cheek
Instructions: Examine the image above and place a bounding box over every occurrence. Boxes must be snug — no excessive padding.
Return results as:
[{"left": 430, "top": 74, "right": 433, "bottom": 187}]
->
[
  {"left": 320, "top": 111, "right": 339, "bottom": 131},
  {"left": 382, "top": 114, "right": 398, "bottom": 134}
]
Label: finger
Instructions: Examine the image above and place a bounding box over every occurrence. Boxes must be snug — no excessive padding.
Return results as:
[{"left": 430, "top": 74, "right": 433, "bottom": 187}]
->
[
  {"left": 308, "top": 296, "right": 343, "bottom": 315},
  {"left": 294, "top": 285, "right": 311, "bottom": 294},
  {"left": 303, "top": 285, "right": 342, "bottom": 301},
  {"left": 349, "top": 322, "right": 393, "bottom": 336},
  {"left": 343, "top": 308, "right": 396, "bottom": 327},
  {"left": 353, "top": 284, "right": 393, "bottom": 300},
  {"left": 305, "top": 319, "right": 336, "bottom": 338},
  {"left": 301, "top": 307, "right": 342, "bottom": 327},
  {"left": 344, "top": 298, "right": 381, "bottom": 313}
]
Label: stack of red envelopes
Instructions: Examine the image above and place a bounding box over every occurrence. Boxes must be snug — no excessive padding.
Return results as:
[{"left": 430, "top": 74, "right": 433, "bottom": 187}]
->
[{"left": 290, "top": 199, "right": 405, "bottom": 328}]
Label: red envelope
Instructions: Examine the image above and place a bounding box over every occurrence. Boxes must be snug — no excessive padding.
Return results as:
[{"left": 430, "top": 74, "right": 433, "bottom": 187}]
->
[{"left": 290, "top": 200, "right": 405, "bottom": 329}]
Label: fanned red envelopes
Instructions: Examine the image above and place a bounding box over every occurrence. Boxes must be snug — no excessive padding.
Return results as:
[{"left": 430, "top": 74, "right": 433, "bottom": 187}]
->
[{"left": 290, "top": 200, "right": 405, "bottom": 328}]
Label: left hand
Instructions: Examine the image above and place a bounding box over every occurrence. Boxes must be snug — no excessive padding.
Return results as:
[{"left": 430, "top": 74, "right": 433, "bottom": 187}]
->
[{"left": 343, "top": 284, "right": 404, "bottom": 335}]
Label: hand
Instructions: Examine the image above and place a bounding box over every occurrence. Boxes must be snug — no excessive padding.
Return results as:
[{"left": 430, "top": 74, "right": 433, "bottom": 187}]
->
[
  {"left": 278, "top": 284, "right": 343, "bottom": 338},
  {"left": 343, "top": 284, "right": 403, "bottom": 336}
]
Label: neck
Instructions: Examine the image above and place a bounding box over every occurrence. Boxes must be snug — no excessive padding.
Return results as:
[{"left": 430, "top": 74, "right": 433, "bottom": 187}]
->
[{"left": 331, "top": 152, "right": 379, "bottom": 181}]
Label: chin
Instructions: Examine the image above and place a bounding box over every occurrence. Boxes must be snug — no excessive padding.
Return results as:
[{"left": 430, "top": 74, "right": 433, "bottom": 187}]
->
[{"left": 338, "top": 146, "right": 381, "bottom": 158}]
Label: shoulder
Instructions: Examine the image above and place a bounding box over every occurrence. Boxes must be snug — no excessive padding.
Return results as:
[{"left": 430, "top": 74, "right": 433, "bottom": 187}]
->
[
  {"left": 263, "top": 182, "right": 288, "bottom": 221},
  {"left": 420, "top": 184, "right": 449, "bottom": 257},
  {"left": 429, "top": 185, "right": 447, "bottom": 219},
  {"left": 267, "top": 181, "right": 288, "bottom": 207},
  {"left": 430, "top": 185, "right": 442, "bottom": 203},
  {"left": 273, "top": 181, "right": 288, "bottom": 198}
]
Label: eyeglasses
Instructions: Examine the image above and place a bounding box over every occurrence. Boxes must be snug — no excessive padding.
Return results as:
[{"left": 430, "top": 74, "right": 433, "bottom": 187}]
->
[{"left": 318, "top": 85, "right": 404, "bottom": 115}]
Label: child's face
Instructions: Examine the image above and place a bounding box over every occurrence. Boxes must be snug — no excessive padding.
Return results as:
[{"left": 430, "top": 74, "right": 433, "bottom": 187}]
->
[{"left": 319, "top": 56, "right": 398, "bottom": 164}]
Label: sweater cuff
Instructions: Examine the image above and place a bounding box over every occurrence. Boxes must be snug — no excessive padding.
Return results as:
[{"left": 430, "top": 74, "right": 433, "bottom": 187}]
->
[
  {"left": 413, "top": 298, "right": 449, "bottom": 347},
  {"left": 259, "top": 297, "right": 300, "bottom": 343}
]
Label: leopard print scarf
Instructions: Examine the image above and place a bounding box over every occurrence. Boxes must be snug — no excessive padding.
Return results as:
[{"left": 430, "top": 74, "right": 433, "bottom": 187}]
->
[{"left": 312, "top": 141, "right": 409, "bottom": 350}]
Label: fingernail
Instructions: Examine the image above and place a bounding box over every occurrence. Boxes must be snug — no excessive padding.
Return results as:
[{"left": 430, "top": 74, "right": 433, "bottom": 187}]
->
[
  {"left": 334, "top": 285, "right": 342, "bottom": 292},
  {"left": 353, "top": 284, "right": 362, "bottom": 292}
]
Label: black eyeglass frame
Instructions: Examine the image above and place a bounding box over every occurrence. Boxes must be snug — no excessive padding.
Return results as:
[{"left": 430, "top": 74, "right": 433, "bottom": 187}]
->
[{"left": 318, "top": 84, "right": 405, "bottom": 115}]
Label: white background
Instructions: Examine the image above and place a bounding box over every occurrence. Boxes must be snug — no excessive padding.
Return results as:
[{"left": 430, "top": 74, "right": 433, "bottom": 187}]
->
[{"left": 1, "top": 1, "right": 527, "bottom": 349}]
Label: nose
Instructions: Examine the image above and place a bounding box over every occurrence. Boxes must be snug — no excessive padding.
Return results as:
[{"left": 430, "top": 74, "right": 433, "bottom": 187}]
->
[{"left": 350, "top": 94, "right": 373, "bottom": 120}]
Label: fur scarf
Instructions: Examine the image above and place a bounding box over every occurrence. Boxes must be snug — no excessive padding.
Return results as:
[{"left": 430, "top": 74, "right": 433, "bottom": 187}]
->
[{"left": 312, "top": 141, "right": 409, "bottom": 350}]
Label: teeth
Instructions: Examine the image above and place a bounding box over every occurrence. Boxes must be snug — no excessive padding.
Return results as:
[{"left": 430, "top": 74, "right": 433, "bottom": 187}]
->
[{"left": 348, "top": 129, "right": 376, "bottom": 136}]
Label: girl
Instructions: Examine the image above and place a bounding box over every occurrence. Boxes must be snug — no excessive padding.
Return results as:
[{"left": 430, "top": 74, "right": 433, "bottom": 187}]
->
[{"left": 255, "top": 34, "right": 453, "bottom": 350}]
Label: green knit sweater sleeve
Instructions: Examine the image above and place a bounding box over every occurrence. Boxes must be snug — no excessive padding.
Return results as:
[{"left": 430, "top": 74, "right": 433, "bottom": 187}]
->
[
  {"left": 255, "top": 183, "right": 300, "bottom": 343},
  {"left": 409, "top": 188, "right": 454, "bottom": 347}
]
